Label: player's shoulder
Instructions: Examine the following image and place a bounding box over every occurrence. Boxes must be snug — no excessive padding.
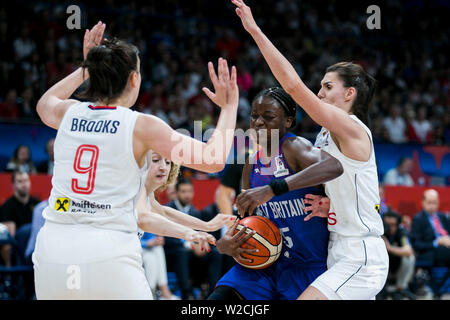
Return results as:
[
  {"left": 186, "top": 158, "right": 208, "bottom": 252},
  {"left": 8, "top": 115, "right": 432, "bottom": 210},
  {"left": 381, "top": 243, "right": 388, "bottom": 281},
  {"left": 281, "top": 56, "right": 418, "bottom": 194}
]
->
[
  {"left": 282, "top": 135, "right": 315, "bottom": 172},
  {"left": 282, "top": 135, "right": 314, "bottom": 153}
]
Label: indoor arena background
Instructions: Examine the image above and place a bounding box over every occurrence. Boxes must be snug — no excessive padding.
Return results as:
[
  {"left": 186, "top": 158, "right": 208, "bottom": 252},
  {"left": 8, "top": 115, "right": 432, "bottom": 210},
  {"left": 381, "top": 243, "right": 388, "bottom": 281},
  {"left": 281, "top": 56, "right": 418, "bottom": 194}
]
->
[{"left": 0, "top": 0, "right": 448, "bottom": 300}]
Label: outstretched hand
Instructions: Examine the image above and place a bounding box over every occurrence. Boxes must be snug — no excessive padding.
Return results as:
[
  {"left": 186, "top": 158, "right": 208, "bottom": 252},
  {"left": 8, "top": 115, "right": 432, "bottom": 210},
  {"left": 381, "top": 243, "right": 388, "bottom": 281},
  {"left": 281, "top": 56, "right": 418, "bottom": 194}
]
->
[
  {"left": 185, "top": 230, "right": 216, "bottom": 253},
  {"left": 206, "top": 213, "right": 237, "bottom": 231},
  {"left": 231, "top": 0, "right": 260, "bottom": 34},
  {"left": 83, "top": 21, "right": 106, "bottom": 60},
  {"left": 303, "top": 194, "right": 330, "bottom": 221},
  {"left": 202, "top": 57, "right": 238, "bottom": 110}
]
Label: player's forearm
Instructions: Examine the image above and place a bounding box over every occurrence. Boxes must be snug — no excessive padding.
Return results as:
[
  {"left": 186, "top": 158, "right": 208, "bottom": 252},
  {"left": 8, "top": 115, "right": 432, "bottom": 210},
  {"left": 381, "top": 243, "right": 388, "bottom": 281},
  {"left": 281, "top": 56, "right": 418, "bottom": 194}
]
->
[
  {"left": 137, "top": 211, "right": 193, "bottom": 240},
  {"left": 162, "top": 206, "right": 209, "bottom": 231},
  {"left": 38, "top": 68, "right": 87, "bottom": 106},
  {"left": 285, "top": 157, "right": 343, "bottom": 191},
  {"left": 179, "top": 108, "right": 237, "bottom": 173},
  {"left": 203, "top": 107, "right": 237, "bottom": 171}
]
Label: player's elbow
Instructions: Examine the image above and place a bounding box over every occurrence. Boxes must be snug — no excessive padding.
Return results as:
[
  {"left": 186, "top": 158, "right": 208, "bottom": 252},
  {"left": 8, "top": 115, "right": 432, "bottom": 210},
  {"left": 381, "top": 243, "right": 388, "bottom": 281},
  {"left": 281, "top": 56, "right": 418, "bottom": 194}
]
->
[
  {"left": 329, "top": 158, "right": 344, "bottom": 179},
  {"left": 36, "top": 97, "right": 54, "bottom": 127},
  {"left": 203, "top": 162, "right": 225, "bottom": 173},
  {"left": 137, "top": 212, "right": 151, "bottom": 231},
  {"left": 36, "top": 97, "right": 46, "bottom": 119},
  {"left": 284, "top": 79, "right": 302, "bottom": 97}
]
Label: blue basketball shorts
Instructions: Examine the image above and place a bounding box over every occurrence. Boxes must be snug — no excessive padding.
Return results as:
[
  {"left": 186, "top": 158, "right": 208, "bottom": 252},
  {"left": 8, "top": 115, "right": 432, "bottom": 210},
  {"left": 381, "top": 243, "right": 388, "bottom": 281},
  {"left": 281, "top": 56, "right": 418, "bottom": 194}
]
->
[{"left": 216, "top": 260, "right": 326, "bottom": 300}]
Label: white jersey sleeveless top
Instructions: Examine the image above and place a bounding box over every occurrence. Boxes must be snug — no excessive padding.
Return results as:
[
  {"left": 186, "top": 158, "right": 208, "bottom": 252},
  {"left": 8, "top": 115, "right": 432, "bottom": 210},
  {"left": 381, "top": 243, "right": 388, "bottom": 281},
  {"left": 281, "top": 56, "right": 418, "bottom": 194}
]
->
[
  {"left": 314, "top": 115, "right": 383, "bottom": 237},
  {"left": 44, "top": 102, "right": 148, "bottom": 233}
]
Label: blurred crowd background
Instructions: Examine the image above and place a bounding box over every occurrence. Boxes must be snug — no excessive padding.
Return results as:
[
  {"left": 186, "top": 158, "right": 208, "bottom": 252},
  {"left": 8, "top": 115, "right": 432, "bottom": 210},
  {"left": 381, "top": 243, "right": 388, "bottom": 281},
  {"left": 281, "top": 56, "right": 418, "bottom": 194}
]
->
[
  {"left": 0, "top": 0, "right": 448, "bottom": 300},
  {"left": 0, "top": 0, "right": 448, "bottom": 144}
]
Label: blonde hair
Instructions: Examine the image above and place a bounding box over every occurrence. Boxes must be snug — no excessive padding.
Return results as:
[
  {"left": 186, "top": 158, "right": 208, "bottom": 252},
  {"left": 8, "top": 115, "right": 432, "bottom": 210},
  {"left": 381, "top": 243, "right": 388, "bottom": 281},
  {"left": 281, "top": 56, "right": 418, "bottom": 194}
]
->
[{"left": 156, "top": 161, "right": 180, "bottom": 192}]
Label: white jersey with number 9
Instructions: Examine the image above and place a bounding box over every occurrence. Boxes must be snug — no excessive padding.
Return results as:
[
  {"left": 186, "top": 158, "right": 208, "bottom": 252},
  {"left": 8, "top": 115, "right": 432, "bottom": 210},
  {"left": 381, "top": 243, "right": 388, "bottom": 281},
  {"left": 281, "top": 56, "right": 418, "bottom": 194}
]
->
[{"left": 44, "top": 102, "right": 148, "bottom": 233}]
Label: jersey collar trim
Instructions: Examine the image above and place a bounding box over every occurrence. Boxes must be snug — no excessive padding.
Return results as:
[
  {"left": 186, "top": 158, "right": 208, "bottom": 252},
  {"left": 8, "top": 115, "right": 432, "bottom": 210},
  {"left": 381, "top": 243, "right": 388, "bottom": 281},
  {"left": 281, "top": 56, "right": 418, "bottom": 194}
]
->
[{"left": 88, "top": 105, "right": 117, "bottom": 110}]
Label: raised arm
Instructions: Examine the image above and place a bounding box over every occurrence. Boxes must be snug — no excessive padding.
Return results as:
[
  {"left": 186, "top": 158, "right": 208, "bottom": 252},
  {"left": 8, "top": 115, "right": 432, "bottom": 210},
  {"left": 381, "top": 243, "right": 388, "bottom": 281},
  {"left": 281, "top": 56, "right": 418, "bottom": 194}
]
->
[
  {"left": 134, "top": 58, "right": 238, "bottom": 173},
  {"left": 231, "top": 0, "right": 363, "bottom": 141},
  {"left": 36, "top": 22, "right": 105, "bottom": 129}
]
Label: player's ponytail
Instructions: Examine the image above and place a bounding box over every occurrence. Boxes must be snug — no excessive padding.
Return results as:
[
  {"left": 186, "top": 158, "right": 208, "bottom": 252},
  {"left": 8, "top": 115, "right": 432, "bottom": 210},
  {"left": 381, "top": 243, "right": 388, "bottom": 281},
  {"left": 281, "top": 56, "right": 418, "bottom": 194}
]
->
[
  {"left": 326, "top": 62, "right": 376, "bottom": 127},
  {"left": 79, "top": 38, "right": 139, "bottom": 105}
]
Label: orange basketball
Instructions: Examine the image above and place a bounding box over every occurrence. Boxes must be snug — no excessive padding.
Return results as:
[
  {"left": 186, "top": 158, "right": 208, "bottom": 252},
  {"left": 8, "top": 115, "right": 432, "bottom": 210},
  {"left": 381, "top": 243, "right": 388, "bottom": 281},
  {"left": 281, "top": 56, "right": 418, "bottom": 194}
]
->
[{"left": 232, "top": 216, "right": 282, "bottom": 269}]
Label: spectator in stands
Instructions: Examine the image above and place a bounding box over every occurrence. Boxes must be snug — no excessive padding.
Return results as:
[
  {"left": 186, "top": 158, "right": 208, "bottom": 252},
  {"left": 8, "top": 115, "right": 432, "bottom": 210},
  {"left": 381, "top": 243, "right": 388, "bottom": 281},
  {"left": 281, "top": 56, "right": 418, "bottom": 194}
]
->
[
  {"left": 18, "top": 87, "right": 37, "bottom": 120},
  {"left": 0, "top": 170, "right": 40, "bottom": 236},
  {"left": 381, "top": 210, "right": 416, "bottom": 300},
  {"left": 141, "top": 233, "right": 180, "bottom": 300},
  {"left": 37, "top": 138, "right": 55, "bottom": 175},
  {"left": 0, "top": 170, "right": 40, "bottom": 266},
  {"left": 164, "top": 178, "right": 201, "bottom": 299},
  {"left": 190, "top": 201, "right": 224, "bottom": 297},
  {"left": 378, "top": 184, "right": 389, "bottom": 215},
  {"left": 13, "top": 26, "right": 35, "bottom": 61},
  {"left": 410, "top": 189, "right": 450, "bottom": 268},
  {"left": 44, "top": 51, "right": 74, "bottom": 88},
  {"left": 0, "top": 223, "right": 12, "bottom": 267},
  {"left": 411, "top": 106, "right": 432, "bottom": 144},
  {"left": 401, "top": 215, "right": 413, "bottom": 234},
  {"left": 165, "top": 184, "right": 177, "bottom": 203},
  {"left": 383, "top": 157, "right": 414, "bottom": 186},
  {"left": 24, "top": 199, "right": 47, "bottom": 262},
  {"left": 383, "top": 105, "right": 407, "bottom": 143},
  {"left": 5, "top": 144, "right": 37, "bottom": 174},
  {"left": 0, "top": 89, "right": 19, "bottom": 119}
]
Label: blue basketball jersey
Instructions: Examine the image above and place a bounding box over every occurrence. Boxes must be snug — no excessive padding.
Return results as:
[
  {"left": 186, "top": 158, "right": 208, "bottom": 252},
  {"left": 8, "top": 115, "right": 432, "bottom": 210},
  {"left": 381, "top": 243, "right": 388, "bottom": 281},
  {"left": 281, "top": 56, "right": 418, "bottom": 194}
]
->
[
  {"left": 215, "top": 133, "right": 329, "bottom": 299},
  {"left": 249, "top": 132, "right": 329, "bottom": 267}
]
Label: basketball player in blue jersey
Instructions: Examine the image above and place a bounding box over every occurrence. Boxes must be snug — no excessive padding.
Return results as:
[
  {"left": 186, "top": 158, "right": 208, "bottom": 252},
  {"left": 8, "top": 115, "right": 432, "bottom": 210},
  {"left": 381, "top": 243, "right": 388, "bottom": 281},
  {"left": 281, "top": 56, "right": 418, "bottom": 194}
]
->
[{"left": 208, "top": 87, "right": 344, "bottom": 300}]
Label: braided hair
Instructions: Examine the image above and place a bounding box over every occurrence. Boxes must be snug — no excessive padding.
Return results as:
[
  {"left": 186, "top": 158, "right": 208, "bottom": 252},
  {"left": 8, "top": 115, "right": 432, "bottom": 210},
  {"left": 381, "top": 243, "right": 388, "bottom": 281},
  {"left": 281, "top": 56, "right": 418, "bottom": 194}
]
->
[{"left": 253, "top": 87, "right": 298, "bottom": 127}]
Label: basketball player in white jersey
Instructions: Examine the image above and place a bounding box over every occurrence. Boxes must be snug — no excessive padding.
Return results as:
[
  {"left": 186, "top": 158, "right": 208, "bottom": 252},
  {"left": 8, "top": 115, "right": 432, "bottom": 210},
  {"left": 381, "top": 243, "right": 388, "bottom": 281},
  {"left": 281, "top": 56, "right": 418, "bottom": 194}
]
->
[
  {"left": 231, "top": 0, "right": 388, "bottom": 299},
  {"left": 33, "top": 22, "right": 239, "bottom": 299},
  {"left": 140, "top": 151, "right": 235, "bottom": 299},
  {"left": 141, "top": 152, "right": 236, "bottom": 233}
]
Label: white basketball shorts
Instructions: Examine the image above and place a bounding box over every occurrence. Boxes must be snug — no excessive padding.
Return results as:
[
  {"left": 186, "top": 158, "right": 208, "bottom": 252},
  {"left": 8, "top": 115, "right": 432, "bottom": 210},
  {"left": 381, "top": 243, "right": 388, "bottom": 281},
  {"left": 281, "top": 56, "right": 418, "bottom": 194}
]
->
[
  {"left": 310, "top": 233, "right": 389, "bottom": 300},
  {"left": 32, "top": 221, "right": 153, "bottom": 300}
]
